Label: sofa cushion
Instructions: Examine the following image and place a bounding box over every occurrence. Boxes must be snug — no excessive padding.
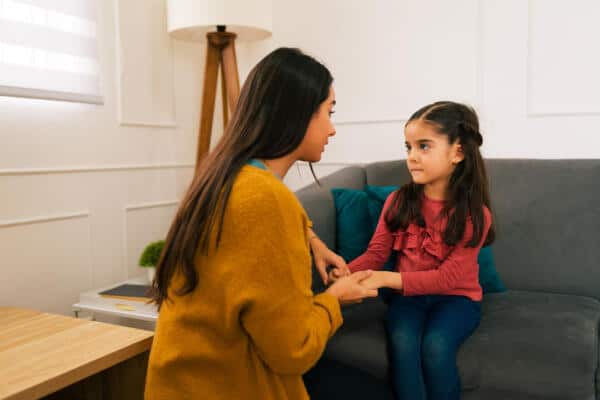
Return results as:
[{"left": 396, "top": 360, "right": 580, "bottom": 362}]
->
[
  {"left": 323, "top": 290, "right": 600, "bottom": 399},
  {"left": 324, "top": 298, "right": 389, "bottom": 381},
  {"left": 459, "top": 290, "right": 600, "bottom": 399},
  {"left": 461, "top": 388, "right": 559, "bottom": 400}
]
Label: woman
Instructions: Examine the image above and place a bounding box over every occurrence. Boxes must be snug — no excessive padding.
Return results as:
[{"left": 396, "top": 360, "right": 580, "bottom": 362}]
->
[{"left": 144, "top": 48, "right": 377, "bottom": 400}]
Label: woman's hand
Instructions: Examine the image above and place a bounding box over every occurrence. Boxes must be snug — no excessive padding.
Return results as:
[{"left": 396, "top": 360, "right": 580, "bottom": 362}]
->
[
  {"left": 309, "top": 229, "right": 351, "bottom": 284},
  {"left": 327, "top": 267, "right": 351, "bottom": 284},
  {"left": 325, "top": 270, "right": 378, "bottom": 305}
]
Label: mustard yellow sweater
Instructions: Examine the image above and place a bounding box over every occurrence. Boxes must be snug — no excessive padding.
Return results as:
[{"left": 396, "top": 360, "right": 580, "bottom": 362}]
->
[{"left": 145, "top": 165, "right": 342, "bottom": 400}]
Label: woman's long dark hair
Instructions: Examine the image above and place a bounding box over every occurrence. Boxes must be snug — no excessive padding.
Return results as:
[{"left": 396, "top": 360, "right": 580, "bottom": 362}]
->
[
  {"left": 385, "top": 101, "right": 495, "bottom": 247},
  {"left": 152, "top": 48, "right": 333, "bottom": 308}
]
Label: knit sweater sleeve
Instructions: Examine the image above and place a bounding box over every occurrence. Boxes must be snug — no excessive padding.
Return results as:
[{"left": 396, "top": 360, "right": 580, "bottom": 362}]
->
[{"left": 234, "top": 186, "right": 342, "bottom": 375}]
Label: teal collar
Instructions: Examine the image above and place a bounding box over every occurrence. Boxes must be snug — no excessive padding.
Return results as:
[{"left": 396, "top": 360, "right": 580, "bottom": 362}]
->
[
  {"left": 247, "top": 159, "right": 268, "bottom": 170},
  {"left": 246, "top": 159, "right": 283, "bottom": 181}
]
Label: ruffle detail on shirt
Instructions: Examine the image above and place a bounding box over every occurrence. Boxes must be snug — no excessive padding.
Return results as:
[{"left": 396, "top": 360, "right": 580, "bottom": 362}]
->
[{"left": 392, "top": 224, "right": 450, "bottom": 261}]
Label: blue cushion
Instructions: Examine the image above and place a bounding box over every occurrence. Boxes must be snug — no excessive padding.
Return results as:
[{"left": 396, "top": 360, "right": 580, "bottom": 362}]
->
[
  {"left": 330, "top": 188, "right": 374, "bottom": 263},
  {"left": 477, "top": 245, "right": 506, "bottom": 293},
  {"left": 331, "top": 186, "right": 506, "bottom": 294},
  {"left": 364, "top": 185, "right": 398, "bottom": 232},
  {"left": 365, "top": 185, "right": 399, "bottom": 203}
]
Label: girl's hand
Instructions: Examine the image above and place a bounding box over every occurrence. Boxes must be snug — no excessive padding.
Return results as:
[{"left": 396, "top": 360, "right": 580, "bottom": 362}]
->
[
  {"left": 309, "top": 229, "right": 350, "bottom": 284},
  {"left": 359, "top": 271, "right": 401, "bottom": 291},
  {"left": 326, "top": 270, "right": 378, "bottom": 305}
]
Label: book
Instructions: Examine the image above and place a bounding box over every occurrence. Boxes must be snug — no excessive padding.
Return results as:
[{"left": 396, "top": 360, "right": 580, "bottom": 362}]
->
[{"left": 99, "top": 284, "right": 152, "bottom": 302}]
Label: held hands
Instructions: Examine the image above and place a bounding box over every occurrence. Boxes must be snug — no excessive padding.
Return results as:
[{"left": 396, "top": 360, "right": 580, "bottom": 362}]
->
[
  {"left": 328, "top": 270, "right": 401, "bottom": 303},
  {"left": 358, "top": 271, "right": 399, "bottom": 291},
  {"left": 307, "top": 229, "right": 401, "bottom": 299},
  {"left": 325, "top": 270, "right": 378, "bottom": 305}
]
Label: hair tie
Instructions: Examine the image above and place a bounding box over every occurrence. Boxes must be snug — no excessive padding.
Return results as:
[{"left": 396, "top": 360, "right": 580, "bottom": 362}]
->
[{"left": 457, "top": 122, "right": 483, "bottom": 147}]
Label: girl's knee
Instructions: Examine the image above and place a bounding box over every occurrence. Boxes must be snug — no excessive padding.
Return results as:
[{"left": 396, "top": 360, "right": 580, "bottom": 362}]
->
[
  {"left": 387, "top": 327, "right": 422, "bottom": 363},
  {"left": 422, "top": 333, "right": 455, "bottom": 368},
  {"left": 387, "top": 328, "right": 421, "bottom": 351}
]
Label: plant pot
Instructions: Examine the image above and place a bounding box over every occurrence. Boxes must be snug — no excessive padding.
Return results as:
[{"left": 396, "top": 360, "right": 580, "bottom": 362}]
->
[{"left": 146, "top": 267, "right": 156, "bottom": 283}]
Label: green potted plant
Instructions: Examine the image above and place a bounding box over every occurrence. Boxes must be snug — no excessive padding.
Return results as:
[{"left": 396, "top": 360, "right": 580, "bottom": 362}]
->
[{"left": 139, "top": 240, "right": 165, "bottom": 283}]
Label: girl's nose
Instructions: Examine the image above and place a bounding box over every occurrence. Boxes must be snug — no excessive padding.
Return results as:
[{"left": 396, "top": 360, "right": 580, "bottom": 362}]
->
[{"left": 407, "top": 149, "right": 417, "bottom": 162}]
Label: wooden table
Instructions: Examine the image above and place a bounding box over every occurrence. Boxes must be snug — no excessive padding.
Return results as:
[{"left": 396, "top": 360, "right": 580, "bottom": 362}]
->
[{"left": 0, "top": 307, "right": 154, "bottom": 400}]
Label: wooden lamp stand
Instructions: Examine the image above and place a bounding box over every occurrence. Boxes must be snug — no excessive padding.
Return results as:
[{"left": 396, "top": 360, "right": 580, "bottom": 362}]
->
[{"left": 196, "top": 25, "right": 240, "bottom": 165}]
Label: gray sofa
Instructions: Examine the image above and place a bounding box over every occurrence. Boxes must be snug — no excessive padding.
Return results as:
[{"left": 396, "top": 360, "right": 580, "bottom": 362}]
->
[{"left": 299, "top": 159, "right": 600, "bottom": 400}]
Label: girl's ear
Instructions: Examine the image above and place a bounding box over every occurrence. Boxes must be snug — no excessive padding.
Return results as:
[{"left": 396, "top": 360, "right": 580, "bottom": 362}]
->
[{"left": 452, "top": 144, "right": 465, "bottom": 164}]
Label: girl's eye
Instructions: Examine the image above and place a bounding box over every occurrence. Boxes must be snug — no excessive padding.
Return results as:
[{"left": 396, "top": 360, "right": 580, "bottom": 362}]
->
[
  {"left": 405, "top": 146, "right": 411, "bottom": 152},
  {"left": 420, "top": 143, "right": 429, "bottom": 150}
]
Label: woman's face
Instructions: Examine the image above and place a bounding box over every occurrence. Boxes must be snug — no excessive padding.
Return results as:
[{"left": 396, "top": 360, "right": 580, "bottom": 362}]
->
[{"left": 295, "top": 86, "right": 336, "bottom": 162}]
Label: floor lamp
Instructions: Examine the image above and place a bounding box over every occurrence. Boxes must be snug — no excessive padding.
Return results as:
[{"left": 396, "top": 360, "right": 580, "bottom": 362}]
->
[{"left": 166, "top": 0, "right": 272, "bottom": 167}]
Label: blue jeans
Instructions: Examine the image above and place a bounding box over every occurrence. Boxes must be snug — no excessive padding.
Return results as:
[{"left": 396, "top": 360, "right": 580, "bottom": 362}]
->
[{"left": 385, "top": 295, "right": 481, "bottom": 400}]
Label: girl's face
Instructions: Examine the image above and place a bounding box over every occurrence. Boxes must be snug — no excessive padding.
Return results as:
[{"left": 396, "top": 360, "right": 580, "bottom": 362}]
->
[
  {"left": 295, "top": 86, "right": 336, "bottom": 162},
  {"left": 404, "top": 119, "right": 464, "bottom": 192}
]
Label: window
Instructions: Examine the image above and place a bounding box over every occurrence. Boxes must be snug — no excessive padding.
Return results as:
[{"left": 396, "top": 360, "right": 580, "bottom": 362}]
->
[{"left": 0, "top": 0, "right": 102, "bottom": 104}]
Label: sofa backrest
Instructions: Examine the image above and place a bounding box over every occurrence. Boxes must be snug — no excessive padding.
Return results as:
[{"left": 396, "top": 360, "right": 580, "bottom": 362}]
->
[{"left": 300, "top": 159, "right": 600, "bottom": 300}]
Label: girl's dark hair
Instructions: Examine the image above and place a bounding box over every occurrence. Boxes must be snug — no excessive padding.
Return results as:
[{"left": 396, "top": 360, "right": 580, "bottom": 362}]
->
[
  {"left": 152, "top": 48, "right": 333, "bottom": 308},
  {"left": 385, "top": 101, "right": 495, "bottom": 247}
]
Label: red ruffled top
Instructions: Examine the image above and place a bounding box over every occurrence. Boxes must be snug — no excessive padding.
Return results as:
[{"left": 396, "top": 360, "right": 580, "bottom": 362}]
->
[{"left": 348, "top": 193, "right": 492, "bottom": 301}]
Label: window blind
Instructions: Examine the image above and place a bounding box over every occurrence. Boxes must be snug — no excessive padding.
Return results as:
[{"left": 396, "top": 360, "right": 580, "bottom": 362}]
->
[{"left": 0, "top": 0, "right": 102, "bottom": 104}]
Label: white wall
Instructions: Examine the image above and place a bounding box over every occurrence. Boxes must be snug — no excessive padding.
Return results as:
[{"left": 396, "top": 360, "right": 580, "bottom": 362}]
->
[
  {"left": 0, "top": 0, "right": 202, "bottom": 315},
  {"left": 237, "top": 0, "right": 600, "bottom": 190},
  {"left": 2, "top": 0, "right": 600, "bottom": 315}
]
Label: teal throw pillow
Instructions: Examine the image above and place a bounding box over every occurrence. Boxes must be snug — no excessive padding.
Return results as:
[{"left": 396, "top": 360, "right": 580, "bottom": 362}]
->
[
  {"left": 330, "top": 188, "right": 374, "bottom": 263},
  {"left": 477, "top": 245, "right": 506, "bottom": 293},
  {"left": 365, "top": 185, "right": 399, "bottom": 231}
]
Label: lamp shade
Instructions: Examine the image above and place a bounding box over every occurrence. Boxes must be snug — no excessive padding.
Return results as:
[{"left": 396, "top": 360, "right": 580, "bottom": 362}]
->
[{"left": 167, "top": 0, "right": 272, "bottom": 42}]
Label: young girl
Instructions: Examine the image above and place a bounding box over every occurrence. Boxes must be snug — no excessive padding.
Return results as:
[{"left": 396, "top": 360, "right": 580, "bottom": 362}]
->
[{"left": 337, "top": 101, "right": 495, "bottom": 400}]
